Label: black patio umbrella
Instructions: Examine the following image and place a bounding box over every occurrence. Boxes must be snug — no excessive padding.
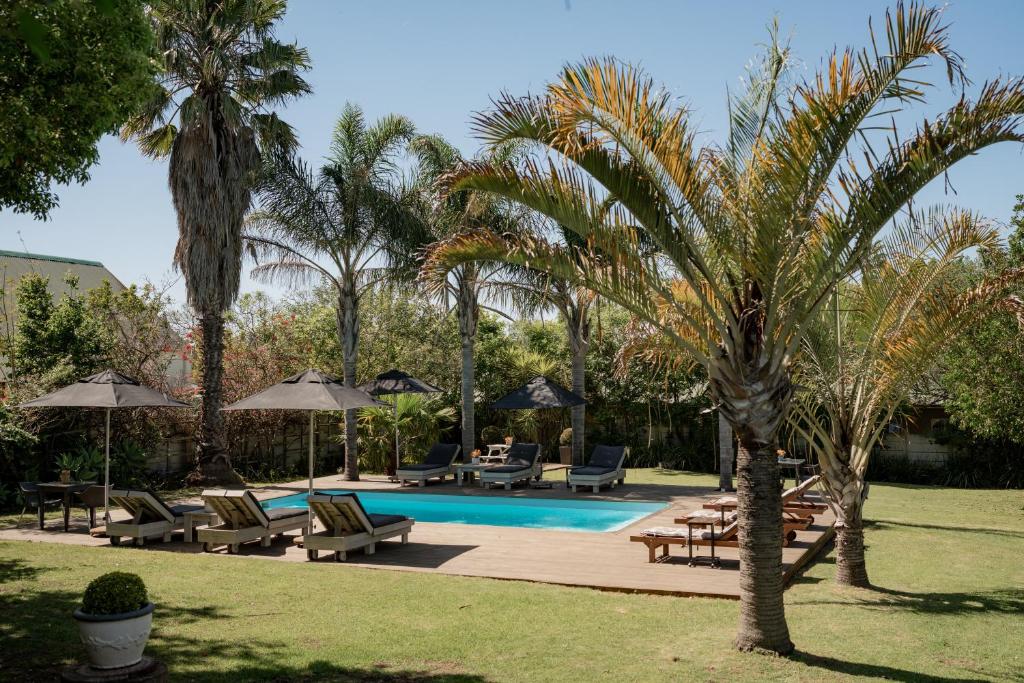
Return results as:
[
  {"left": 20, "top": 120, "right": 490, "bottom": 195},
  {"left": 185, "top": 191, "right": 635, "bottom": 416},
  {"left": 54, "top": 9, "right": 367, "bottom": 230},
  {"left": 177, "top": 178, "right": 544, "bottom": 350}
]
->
[
  {"left": 358, "top": 369, "right": 442, "bottom": 473},
  {"left": 492, "top": 375, "right": 585, "bottom": 410},
  {"left": 223, "top": 369, "right": 383, "bottom": 502},
  {"left": 18, "top": 369, "right": 190, "bottom": 523}
]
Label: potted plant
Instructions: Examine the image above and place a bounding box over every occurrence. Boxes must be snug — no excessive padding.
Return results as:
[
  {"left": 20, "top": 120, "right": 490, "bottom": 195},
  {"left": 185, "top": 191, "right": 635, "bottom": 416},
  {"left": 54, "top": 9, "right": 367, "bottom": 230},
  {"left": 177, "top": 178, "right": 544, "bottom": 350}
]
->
[
  {"left": 558, "top": 428, "right": 573, "bottom": 465},
  {"left": 504, "top": 435, "right": 514, "bottom": 445},
  {"left": 74, "top": 572, "right": 154, "bottom": 669},
  {"left": 56, "top": 453, "right": 80, "bottom": 483},
  {"left": 471, "top": 448, "right": 481, "bottom": 464}
]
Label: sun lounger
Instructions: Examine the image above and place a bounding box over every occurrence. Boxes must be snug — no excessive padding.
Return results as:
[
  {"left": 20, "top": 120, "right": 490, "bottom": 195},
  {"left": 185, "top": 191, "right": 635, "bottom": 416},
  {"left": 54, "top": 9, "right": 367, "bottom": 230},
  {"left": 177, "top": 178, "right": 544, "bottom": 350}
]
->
[
  {"left": 567, "top": 445, "right": 628, "bottom": 493},
  {"left": 396, "top": 443, "right": 461, "bottom": 487},
  {"left": 703, "top": 475, "right": 828, "bottom": 521},
  {"left": 303, "top": 492, "right": 414, "bottom": 562},
  {"left": 197, "top": 489, "right": 309, "bottom": 554},
  {"left": 106, "top": 489, "right": 204, "bottom": 547},
  {"left": 630, "top": 515, "right": 797, "bottom": 567},
  {"left": 479, "top": 443, "right": 542, "bottom": 490}
]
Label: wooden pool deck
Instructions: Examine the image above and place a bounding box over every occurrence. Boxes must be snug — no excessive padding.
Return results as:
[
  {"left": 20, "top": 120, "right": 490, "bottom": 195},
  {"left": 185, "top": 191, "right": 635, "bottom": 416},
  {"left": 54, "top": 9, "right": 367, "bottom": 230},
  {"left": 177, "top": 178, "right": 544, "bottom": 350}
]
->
[{"left": 0, "top": 473, "right": 834, "bottom": 599}]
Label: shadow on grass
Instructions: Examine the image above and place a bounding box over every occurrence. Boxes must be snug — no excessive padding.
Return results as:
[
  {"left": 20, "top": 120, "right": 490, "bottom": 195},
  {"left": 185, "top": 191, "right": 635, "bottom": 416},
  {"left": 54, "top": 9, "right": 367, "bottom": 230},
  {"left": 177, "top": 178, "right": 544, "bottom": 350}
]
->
[
  {"left": 866, "top": 518, "right": 1024, "bottom": 540},
  {"left": 794, "top": 652, "right": 989, "bottom": 682},
  {"left": 0, "top": 558, "right": 48, "bottom": 584},
  {"left": 798, "top": 585, "right": 1024, "bottom": 615},
  {"left": 0, "top": 581, "right": 493, "bottom": 682}
]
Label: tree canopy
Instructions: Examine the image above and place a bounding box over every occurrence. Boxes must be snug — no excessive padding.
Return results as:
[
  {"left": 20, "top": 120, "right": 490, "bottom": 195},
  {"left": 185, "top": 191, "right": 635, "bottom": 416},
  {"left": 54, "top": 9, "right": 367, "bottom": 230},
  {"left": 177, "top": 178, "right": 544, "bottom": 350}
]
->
[{"left": 0, "top": 0, "right": 155, "bottom": 218}]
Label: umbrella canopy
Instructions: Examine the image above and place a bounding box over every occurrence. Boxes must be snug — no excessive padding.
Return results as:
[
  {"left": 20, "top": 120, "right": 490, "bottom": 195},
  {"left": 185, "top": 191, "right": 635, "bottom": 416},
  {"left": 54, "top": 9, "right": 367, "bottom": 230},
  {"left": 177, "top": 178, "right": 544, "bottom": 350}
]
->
[
  {"left": 18, "top": 369, "right": 189, "bottom": 525},
  {"left": 358, "top": 370, "right": 442, "bottom": 474},
  {"left": 18, "top": 369, "right": 189, "bottom": 409},
  {"left": 358, "top": 369, "right": 442, "bottom": 396},
  {"left": 493, "top": 375, "right": 586, "bottom": 410},
  {"left": 223, "top": 370, "right": 382, "bottom": 512},
  {"left": 223, "top": 369, "right": 381, "bottom": 412}
]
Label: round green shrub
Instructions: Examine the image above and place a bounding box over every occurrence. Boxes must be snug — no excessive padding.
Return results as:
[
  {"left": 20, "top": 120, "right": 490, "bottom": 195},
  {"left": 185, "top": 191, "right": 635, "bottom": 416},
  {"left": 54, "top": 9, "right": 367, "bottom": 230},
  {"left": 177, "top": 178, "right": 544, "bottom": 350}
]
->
[
  {"left": 81, "top": 572, "right": 149, "bottom": 615},
  {"left": 480, "top": 425, "right": 504, "bottom": 445},
  {"left": 559, "top": 428, "right": 573, "bottom": 446}
]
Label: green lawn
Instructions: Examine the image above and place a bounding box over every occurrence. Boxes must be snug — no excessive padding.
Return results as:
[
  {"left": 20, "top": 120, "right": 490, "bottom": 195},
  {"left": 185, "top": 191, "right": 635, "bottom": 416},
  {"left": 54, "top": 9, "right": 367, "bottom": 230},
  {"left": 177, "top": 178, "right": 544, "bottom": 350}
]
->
[{"left": 2, "top": 470, "right": 1022, "bottom": 682}]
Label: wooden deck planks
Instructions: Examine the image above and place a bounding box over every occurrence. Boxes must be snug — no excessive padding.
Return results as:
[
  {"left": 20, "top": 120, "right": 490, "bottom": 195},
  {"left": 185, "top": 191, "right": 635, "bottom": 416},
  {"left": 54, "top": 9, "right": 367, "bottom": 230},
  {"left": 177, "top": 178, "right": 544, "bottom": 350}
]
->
[{"left": 0, "top": 474, "right": 834, "bottom": 599}]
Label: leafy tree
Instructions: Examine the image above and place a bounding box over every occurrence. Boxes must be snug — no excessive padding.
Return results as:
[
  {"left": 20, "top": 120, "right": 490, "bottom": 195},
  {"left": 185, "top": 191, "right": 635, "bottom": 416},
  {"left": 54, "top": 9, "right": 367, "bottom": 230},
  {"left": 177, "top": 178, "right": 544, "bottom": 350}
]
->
[
  {"left": 0, "top": 0, "right": 154, "bottom": 218},
  {"left": 789, "top": 209, "right": 1021, "bottom": 587},
  {"left": 245, "top": 103, "right": 420, "bottom": 481},
  {"left": 121, "top": 0, "right": 312, "bottom": 485},
  {"left": 423, "top": 7, "right": 1024, "bottom": 653},
  {"left": 943, "top": 195, "right": 1024, "bottom": 442},
  {"left": 11, "top": 273, "right": 110, "bottom": 384}
]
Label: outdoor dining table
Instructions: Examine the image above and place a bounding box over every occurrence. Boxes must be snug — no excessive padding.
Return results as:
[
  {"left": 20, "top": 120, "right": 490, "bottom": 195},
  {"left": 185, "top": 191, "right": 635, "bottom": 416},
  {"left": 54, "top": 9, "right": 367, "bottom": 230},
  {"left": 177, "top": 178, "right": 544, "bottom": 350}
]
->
[{"left": 36, "top": 481, "right": 95, "bottom": 532}]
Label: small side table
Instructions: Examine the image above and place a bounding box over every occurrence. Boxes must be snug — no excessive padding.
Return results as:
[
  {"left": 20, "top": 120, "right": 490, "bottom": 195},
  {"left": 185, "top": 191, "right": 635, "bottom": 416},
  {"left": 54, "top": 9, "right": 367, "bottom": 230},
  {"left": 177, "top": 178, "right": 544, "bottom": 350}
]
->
[
  {"left": 183, "top": 509, "right": 219, "bottom": 543},
  {"left": 454, "top": 463, "right": 492, "bottom": 487},
  {"left": 676, "top": 511, "right": 726, "bottom": 568}
]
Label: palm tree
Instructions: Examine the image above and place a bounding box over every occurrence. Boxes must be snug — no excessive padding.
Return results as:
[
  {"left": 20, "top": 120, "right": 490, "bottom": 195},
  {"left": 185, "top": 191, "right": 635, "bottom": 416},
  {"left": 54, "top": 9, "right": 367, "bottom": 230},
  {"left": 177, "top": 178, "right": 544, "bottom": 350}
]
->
[
  {"left": 244, "top": 103, "right": 419, "bottom": 480},
  {"left": 121, "top": 0, "right": 311, "bottom": 484},
  {"left": 408, "top": 135, "right": 528, "bottom": 459},
  {"left": 789, "top": 208, "right": 1024, "bottom": 587},
  {"left": 422, "top": 6, "right": 1024, "bottom": 653}
]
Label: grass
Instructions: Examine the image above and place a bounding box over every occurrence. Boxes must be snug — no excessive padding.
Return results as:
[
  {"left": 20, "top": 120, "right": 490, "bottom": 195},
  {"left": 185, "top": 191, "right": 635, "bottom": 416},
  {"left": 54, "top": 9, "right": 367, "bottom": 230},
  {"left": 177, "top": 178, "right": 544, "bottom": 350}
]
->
[{"left": 1, "top": 470, "right": 1022, "bottom": 682}]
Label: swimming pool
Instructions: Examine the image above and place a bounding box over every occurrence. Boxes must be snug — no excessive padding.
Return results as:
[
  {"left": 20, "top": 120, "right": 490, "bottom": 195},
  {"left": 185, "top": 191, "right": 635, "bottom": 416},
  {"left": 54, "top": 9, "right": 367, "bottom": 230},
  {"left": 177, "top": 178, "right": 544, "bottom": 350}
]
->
[{"left": 262, "top": 490, "right": 666, "bottom": 533}]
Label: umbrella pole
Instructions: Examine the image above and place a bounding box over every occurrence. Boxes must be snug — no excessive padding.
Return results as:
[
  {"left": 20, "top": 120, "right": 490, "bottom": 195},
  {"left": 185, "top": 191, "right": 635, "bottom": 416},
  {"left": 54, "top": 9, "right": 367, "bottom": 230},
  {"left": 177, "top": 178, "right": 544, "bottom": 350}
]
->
[
  {"left": 393, "top": 397, "right": 400, "bottom": 475},
  {"left": 103, "top": 408, "right": 111, "bottom": 524},
  {"left": 308, "top": 412, "right": 315, "bottom": 529}
]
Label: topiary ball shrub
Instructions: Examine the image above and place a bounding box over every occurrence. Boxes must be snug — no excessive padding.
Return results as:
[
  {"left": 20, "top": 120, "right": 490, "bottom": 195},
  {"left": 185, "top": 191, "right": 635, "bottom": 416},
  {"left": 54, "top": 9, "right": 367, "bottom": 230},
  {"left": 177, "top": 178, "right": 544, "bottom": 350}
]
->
[
  {"left": 559, "top": 428, "right": 573, "bottom": 446},
  {"left": 82, "top": 572, "right": 149, "bottom": 615}
]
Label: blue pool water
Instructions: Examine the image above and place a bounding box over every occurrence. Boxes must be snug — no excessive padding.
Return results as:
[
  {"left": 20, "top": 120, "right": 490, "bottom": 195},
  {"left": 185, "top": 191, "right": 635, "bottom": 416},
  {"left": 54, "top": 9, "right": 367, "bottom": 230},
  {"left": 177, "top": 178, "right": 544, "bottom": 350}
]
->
[{"left": 262, "top": 490, "right": 666, "bottom": 533}]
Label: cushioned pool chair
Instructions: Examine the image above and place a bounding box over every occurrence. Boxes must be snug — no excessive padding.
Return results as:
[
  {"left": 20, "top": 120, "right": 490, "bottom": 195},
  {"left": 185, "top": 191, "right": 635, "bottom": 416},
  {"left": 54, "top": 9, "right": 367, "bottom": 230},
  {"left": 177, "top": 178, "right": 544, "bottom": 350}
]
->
[
  {"left": 197, "top": 489, "right": 309, "bottom": 554},
  {"left": 479, "top": 443, "right": 542, "bottom": 490},
  {"left": 396, "top": 443, "right": 461, "bottom": 487},
  {"left": 106, "top": 489, "right": 204, "bottom": 547},
  {"left": 568, "top": 445, "right": 629, "bottom": 493},
  {"left": 704, "top": 475, "right": 828, "bottom": 521},
  {"left": 303, "top": 492, "right": 414, "bottom": 562}
]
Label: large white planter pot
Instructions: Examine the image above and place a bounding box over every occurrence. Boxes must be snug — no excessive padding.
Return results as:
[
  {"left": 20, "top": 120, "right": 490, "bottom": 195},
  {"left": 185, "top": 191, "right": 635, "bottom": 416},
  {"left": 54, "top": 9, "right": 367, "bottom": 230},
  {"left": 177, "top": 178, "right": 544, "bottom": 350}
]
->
[{"left": 73, "top": 603, "right": 154, "bottom": 670}]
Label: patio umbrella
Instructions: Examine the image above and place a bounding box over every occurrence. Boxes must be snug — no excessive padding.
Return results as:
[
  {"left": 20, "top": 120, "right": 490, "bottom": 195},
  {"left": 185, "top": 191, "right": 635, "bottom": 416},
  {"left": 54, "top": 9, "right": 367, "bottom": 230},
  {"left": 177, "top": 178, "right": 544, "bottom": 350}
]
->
[
  {"left": 492, "top": 375, "right": 585, "bottom": 410},
  {"left": 223, "top": 369, "right": 382, "bottom": 505},
  {"left": 18, "top": 369, "right": 189, "bottom": 524},
  {"left": 358, "top": 369, "right": 442, "bottom": 474}
]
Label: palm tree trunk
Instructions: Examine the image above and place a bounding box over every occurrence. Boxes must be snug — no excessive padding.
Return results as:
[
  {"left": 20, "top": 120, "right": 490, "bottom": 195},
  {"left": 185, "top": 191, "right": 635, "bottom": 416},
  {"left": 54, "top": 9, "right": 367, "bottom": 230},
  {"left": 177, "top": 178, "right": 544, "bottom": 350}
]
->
[
  {"left": 733, "top": 432, "right": 792, "bottom": 654},
  {"left": 569, "top": 337, "right": 587, "bottom": 466},
  {"left": 337, "top": 283, "right": 359, "bottom": 481},
  {"left": 456, "top": 278, "right": 478, "bottom": 461},
  {"left": 830, "top": 457, "right": 870, "bottom": 587},
  {"left": 718, "top": 412, "right": 735, "bottom": 491},
  {"left": 190, "top": 310, "right": 242, "bottom": 485}
]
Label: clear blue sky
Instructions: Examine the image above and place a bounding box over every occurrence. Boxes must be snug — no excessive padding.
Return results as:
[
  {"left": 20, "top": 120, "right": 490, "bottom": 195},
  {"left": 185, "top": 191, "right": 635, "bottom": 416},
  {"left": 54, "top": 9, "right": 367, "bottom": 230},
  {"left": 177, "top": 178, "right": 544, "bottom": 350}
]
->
[{"left": 3, "top": 0, "right": 1022, "bottom": 304}]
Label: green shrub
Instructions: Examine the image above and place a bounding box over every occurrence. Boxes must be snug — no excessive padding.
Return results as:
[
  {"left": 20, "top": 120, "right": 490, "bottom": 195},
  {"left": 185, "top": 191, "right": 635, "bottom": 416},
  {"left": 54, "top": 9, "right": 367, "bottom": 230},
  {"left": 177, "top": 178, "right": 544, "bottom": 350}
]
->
[
  {"left": 81, "top": 572, "right": 149, "bottom": 615},
  {"left": 480, "top": 425, "right": 503, "bottom": 445}
]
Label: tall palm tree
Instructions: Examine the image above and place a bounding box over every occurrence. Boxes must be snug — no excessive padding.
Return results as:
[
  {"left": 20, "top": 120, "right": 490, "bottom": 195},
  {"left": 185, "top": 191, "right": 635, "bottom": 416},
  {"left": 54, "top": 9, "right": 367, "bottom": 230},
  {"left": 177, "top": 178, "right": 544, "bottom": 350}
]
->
[
  {"left": 789, "top": 208, "right": 1024, "bottom": 587},
  {"left": 121, "top": 0, "right": 311, "bottom": 484},
  {"left": 245, "top": 103, "right": 419, "bottom": 480},
  {"left": 408, "top": 135, "right": 527, "bottom": 459},
  {"left": 422, "top": 5, "right": 1024, "bottom": 653}
]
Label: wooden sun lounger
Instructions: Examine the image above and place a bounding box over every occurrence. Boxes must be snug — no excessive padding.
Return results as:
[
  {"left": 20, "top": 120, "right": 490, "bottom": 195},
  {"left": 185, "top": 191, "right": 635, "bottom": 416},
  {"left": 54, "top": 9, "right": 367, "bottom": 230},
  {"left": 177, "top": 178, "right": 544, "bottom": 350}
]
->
[
  {"left": 479, "top": 443, "right": 542, "bottom": 490},
  {"left": 630, "top": 517, "right": 797, "bottom": 567},
  {"left": 198, "top": 489, "right": 309, "bottom": 554},
  {"left": 303, "top": 492, "right": 414, "bottom": 562},
  {"left": 106, "top": 489, "right": 204, "bottom": 547},
  {"left": 396, "top": 443, "right": 461, "bottom": 487},
  {"left": 567, "top": 445, "right": 628, "bottom": 493},
  {"left": 703, "top": 475, "right": 828, "bottom": 521}
]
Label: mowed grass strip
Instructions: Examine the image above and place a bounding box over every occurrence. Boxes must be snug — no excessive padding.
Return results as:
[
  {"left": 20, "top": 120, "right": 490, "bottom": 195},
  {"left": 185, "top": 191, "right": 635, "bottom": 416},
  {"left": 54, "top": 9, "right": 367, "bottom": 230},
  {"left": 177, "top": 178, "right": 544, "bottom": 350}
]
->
[{"left": 1, "top": 472, "right": 1022, "bottom": 682}]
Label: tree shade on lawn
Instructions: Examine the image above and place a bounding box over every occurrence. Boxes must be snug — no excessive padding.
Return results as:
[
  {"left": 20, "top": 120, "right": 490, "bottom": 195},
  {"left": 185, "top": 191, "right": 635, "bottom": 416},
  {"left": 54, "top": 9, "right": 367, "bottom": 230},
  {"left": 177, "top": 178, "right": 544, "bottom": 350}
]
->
[
  {"left": 223, "top": 370, "right": 381, "bottom": 521},
  {"left": 18, "top": 370, "right": 188, "bottom": 524},
  {"left": 121, "top": 0, "right": 312, "bottom": 485},
  {"left": 423, "top": 4, "right": 1024, "bottom": 653},
  {"left": 358, "top": 369, "right": 442, "bottom": 474}
]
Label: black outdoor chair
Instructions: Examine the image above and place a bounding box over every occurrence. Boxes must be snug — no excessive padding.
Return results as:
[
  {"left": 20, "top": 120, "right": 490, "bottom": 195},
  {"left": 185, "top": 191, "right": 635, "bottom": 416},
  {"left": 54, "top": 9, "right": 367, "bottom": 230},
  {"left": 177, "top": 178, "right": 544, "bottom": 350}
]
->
[
  {"left": 76, "top": 485, "right": 108, "bottom": 528},
  {"left": 18, "top": 482, "right": 62, "bottom": 527}
]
